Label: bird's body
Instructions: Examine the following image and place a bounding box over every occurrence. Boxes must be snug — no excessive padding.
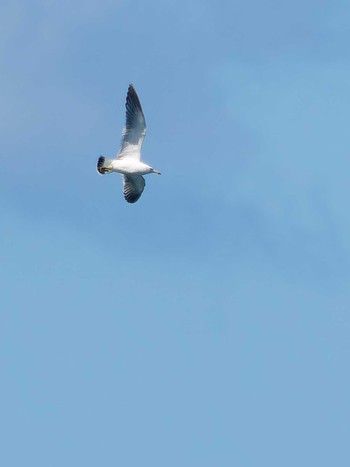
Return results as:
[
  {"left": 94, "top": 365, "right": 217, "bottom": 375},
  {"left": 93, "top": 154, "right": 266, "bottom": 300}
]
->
[
  {"left": 110, "top": 159, "right": 156, "bottom": 176},
  {"left": 97, "top": 84, "right": 160, "bottom": 203}
]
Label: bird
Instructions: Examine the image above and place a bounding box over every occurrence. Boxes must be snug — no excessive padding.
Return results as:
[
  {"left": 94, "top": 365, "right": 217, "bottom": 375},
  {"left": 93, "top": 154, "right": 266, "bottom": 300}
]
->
[{"left": 97, "top": 84, "right": 161, "bottom": 203}]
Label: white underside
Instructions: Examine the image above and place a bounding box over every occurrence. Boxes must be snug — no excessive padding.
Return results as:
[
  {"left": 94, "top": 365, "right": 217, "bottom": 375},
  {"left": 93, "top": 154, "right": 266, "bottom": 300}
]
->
[{"left": 111, "top": 159, "right": 152, "bottom": 175}]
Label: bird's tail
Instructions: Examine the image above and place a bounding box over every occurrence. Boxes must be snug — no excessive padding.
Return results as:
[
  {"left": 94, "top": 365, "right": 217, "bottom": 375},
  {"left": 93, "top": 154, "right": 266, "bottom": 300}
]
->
[{"left": 97, "top": 156, "right": 113, "bottom": 175}]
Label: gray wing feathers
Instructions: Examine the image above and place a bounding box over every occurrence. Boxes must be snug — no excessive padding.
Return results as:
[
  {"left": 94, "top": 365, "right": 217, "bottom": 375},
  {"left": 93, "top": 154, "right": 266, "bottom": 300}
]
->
[
  {"left": 118, "top": 84, "right": 146, "bottom": 158},
  {"left": 123, "top": 175, "right": 146, "bottom": 203}
]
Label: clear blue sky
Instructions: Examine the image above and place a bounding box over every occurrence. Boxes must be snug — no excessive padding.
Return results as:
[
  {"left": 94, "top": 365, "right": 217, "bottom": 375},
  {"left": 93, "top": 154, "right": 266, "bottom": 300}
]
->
[{"left": 1, "top": 1, "right": 350, "bottom": 465}]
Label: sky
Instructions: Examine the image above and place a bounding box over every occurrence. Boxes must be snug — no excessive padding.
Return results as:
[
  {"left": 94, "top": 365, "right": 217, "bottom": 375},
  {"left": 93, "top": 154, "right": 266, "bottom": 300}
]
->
[{"left": 1, "top": 0, "right": 350, "bottom": 465}]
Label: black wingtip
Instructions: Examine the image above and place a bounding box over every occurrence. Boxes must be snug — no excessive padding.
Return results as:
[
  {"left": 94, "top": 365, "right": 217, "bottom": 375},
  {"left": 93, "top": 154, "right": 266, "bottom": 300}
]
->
[
  {"left": 127, "top": 83, "right": 136, "bottom": 96},
  {"left": 124, "top": 194, "right": 141, "bottom": 203},
  {"left": 126, "top": 84, "right": 142, "bottom": 111}
]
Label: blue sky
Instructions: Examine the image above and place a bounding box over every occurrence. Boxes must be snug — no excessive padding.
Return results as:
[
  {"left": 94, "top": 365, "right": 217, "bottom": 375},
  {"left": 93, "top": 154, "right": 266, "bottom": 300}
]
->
[{"left": 1, "top": 1, "right": 350, "bottom": 465}]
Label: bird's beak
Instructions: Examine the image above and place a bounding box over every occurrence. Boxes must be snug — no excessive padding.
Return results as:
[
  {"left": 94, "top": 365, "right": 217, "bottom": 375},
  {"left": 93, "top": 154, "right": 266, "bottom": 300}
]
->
[{"left": 152, "top": 169, "right": 161, "bottom": 175}]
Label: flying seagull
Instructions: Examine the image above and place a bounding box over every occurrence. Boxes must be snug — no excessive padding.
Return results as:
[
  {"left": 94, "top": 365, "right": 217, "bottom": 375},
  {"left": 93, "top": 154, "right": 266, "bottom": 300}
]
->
[{"left": 97, "top": 84, "right": 160, "bottom": 203}]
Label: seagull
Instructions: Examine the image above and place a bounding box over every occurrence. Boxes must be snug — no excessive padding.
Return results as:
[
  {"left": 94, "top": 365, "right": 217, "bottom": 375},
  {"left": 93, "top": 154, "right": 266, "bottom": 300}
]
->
[{"left": 97, "top": 84, "right": 161, "bottom": 203}]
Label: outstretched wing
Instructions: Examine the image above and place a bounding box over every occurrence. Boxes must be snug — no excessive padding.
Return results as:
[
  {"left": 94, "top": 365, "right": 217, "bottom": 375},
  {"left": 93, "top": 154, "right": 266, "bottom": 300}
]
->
[
  {"left": 117, "top": 84, "right": 146, "bottom": 160},
  {"left": 123, "top": 175, "right": 146, "bottom": 203}
]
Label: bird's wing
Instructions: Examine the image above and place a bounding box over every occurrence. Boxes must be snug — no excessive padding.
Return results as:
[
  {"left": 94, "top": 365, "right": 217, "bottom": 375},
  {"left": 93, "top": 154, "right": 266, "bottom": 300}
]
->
[
  {"left": 123, "top": 175, "right": 146, "bottom": 203},
  {"left": 117, "top": 84, "right": 146, "bottom": 161}
]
